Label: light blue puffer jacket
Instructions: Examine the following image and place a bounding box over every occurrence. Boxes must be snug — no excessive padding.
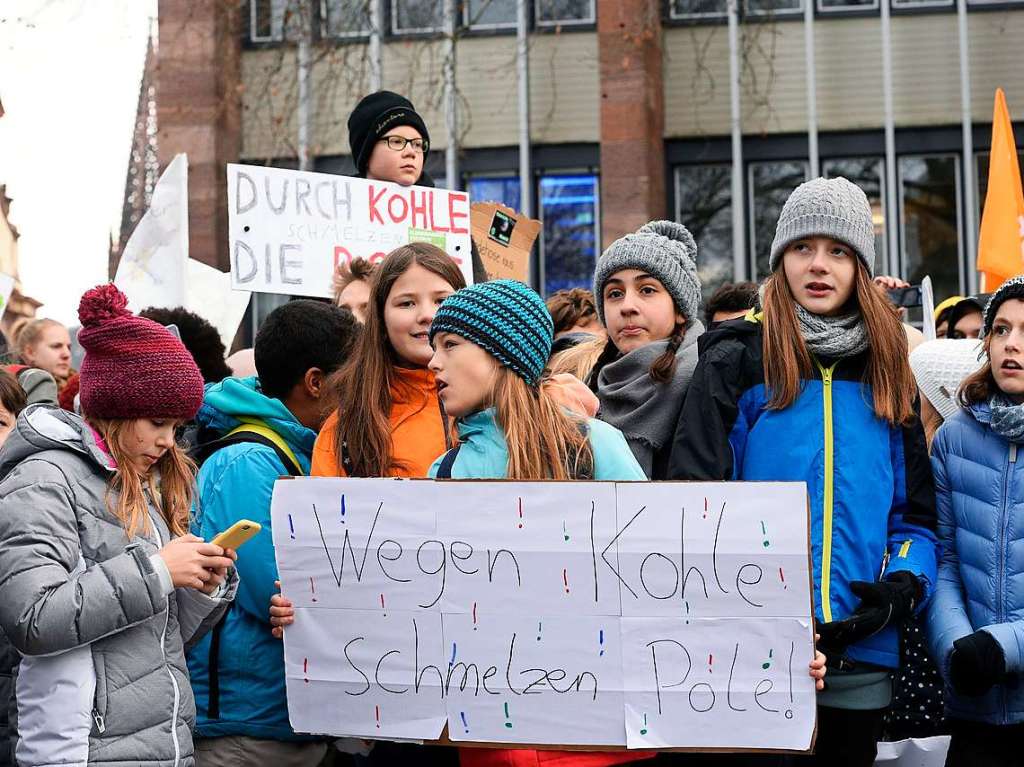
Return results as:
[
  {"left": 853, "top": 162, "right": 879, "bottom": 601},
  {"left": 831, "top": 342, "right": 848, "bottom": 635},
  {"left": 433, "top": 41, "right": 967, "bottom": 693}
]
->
[{"left": 927, "top": 402, "right": 1024, "bottom": 724}]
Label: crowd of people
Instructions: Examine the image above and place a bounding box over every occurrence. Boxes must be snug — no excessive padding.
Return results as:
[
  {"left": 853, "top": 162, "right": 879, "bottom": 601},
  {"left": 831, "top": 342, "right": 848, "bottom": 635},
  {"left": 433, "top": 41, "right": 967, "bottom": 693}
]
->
[{"left": 0, "top": 90, "right": 1019, "bottom": 767}]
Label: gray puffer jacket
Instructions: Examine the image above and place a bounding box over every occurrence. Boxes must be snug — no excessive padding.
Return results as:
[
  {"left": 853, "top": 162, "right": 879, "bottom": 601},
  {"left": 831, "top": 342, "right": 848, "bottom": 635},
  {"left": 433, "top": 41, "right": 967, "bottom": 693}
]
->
[{"left": 0, "top": 405, "right": 238, "bottom": 767}]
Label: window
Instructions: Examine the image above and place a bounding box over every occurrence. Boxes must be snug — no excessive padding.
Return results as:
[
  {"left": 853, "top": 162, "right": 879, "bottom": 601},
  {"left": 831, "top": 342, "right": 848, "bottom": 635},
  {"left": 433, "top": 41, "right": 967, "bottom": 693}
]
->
[
  {"left": 675, "top": 165, "right": 734, "bottom": 301},
  {"left": 468, "top": 176, "right": 522, "bottom": 212},
  {"left": 891, "top": 0, "right": 953, "bottom": 9},
  {"left": 322, "top": 0, "right": 372, "bottom": 38},
  {"left": 465, "top": 0, "right": 517, "bottom": 28},
  {"left": 536, "top": 0, "right": 596, "bottom": 26},
  {"left": 251, "top": 0, "right": 287, "bottom": 42},
  {"left": 670, "top": 0, "right": 728, "bottom": 19},
  {"left": 817, "top": 0, "right": 878, "bottom": 13},
  {"left": 745, "top": 0, "right": 804, "bottom": 16},
  {"left": 539, "top": 174, "right": 600, "bottom": 295},
  {"left": 822, "top": 157, "right": 888, "bottom": 274},
  {"left": 899, "top": 155, "right": 962, "bottom": 301},
  {"left": 391, "top": 0, "right": 444, "bottom": 34},
  {"left": 748, "top": 161, "right": 810, "bottom": 279}
]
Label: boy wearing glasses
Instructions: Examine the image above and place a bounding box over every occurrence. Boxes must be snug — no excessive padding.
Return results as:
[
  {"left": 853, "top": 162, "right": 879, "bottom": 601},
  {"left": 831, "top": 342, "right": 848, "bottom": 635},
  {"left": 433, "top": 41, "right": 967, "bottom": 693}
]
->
[{"left": 347, "top": 90, "right": 432, "bottom": 187}]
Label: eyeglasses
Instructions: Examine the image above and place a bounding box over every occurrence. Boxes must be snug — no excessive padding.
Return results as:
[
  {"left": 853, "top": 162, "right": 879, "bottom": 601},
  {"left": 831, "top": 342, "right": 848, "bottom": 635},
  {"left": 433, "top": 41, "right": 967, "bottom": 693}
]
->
[{"left": 379, "top": 135, "right": 429, "bottom": 154}]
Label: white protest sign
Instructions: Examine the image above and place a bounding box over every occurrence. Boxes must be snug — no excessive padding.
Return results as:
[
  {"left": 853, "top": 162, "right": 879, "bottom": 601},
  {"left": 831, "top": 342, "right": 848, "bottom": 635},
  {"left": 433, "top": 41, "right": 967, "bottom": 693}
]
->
[
  {"left": 272, "top": 478, "right": 816, "bottom": 751},
  {"left": 0, "top": 273, "right": 14, "bottom": 319},
  {"left": 227, "top": 164, "right": 473, "bottom": 298},
  {"left": 115, "top": 153, "right": 188, "bottom": 310},
  {"left": 184, "top": 259, "right": 251, "bottom": 351}
]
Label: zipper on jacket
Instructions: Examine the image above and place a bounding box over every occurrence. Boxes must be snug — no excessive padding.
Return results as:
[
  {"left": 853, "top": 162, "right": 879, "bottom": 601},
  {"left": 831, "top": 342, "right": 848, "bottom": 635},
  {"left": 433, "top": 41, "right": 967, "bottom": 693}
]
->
[
  {"left": 152, "top": 522, "right": 182, "bottom": 767},
  {"left": 816, "top": 359, "right": 839, "bottom": 623},
  {"left": 92, "top": 710, "right": 106, "bottom": 734},
  {"left": 999, "top": 442, "right": 1016, "bottom": 723}
]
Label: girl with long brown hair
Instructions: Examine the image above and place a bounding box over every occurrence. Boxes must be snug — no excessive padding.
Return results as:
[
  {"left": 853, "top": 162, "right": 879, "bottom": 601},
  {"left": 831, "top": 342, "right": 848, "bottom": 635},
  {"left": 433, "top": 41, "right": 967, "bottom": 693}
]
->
[
  {"left": 668, "top": 177, "right": 938, "bottom": 767},
  {"left": 311, "top": 242, "right": 465, "bottom": 478},
  {"left": 0, "top": 284, "right": 237, "bottom": 767}
]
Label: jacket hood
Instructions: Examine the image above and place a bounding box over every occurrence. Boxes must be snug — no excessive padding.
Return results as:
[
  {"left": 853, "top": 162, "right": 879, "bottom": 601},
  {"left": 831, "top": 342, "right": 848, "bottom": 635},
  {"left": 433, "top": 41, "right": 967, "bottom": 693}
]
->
[
  {"left": 454, "top": 408, "right": 505, "bottom": 445},
  {"left": 968, "top": 400, "right": 993, "bottom": 425},
  {"left": 197, "top": 376, "right": 316, "bottom": 454},
  {"left": 0, "top": 404, "right": 112, "bottom": 481}
]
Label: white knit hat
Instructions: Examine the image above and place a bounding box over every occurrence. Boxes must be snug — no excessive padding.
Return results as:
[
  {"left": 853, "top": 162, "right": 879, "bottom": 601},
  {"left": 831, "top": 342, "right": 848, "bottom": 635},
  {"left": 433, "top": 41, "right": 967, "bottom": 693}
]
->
[{"left": 909, "top": 339, "right": 986, "bottom": 421}]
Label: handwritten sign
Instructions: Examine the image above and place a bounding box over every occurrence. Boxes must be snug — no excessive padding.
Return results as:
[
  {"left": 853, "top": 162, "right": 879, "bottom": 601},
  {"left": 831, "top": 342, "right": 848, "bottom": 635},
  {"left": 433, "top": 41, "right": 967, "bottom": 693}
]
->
[
  {"left": 271, "top": 479, "right": 816, "bottom": 751},
  {"left": 470, "top": 202, "right": 539, "bottom": 283},
  {"left": 227, "top": 164, "right": 473, "bottom": 297}
]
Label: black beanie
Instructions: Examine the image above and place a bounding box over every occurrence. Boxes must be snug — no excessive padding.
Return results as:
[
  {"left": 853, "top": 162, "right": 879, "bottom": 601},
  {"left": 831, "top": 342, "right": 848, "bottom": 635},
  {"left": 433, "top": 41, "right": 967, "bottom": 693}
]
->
[{"left": 347, "top": 91, "right": 431, "bottom": 177}]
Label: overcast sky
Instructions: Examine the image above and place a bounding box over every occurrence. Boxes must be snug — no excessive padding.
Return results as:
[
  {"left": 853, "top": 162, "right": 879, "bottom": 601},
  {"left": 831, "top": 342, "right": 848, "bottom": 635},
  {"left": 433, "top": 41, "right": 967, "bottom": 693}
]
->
[{"left": 0, "top": 0, "right": 156, "bottom": 325}]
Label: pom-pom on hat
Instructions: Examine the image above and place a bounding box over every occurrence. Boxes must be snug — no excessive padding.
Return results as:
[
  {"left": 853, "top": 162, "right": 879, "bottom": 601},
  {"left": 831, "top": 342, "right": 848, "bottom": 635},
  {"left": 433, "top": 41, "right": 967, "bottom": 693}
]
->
[
  {"left": 593, "top": 220, "right": 702, "bottom": 326},
  {"left": 429, "top": 280, "right": 554, "bottom": 387},
  {"left": 77, "top": 284, "right": 204, "bottom": 421},
  {"left": 769, "top": 176, "right": 876, "bottom": 275}
]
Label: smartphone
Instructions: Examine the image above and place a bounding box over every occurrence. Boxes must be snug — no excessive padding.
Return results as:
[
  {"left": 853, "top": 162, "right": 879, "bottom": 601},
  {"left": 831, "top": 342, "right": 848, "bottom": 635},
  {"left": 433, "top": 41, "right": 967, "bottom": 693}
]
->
[
  {"left": 887, "top": 285, "right": 923, "bottom": 308},
  {"left": 211, "top": 519, "right": 262, "bottom": 550}
]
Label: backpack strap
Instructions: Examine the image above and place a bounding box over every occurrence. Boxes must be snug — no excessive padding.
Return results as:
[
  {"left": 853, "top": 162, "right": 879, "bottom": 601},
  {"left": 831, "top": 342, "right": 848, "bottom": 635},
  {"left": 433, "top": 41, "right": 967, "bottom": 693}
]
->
[
  {"left": 192, "top": 421, "right": 304, "bottom": 477},
  {"left": 434, "top": 445, "right": 462, "bottom": 479},
  {"left": 206, "top": 602, "right": 231, "bottom": 721}
]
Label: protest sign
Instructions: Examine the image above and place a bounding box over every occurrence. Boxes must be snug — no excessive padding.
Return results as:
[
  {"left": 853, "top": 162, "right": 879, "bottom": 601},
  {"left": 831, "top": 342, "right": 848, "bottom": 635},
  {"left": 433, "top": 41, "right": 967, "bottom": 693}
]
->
[
  {"left": 272, "top": 478, "right": 816, "bottom": 751},
  {"left": 470, "top": 202, "right": 539, "bottom": 283},
  {"left": 115, "top": 153, "right": 188, "bottom": 310},
  {"left": 227, "top": 164, "right": 473, "bottom": 298},
  {"left": 0, "top": 273, "right": 14, "bottom": 319}
]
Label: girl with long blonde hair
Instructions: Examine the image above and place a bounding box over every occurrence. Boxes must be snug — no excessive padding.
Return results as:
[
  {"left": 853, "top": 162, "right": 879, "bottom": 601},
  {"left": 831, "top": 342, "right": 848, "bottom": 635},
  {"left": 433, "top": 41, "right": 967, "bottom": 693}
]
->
[{"left": 669, "top": 177, "right": 937, "bottom": 767}]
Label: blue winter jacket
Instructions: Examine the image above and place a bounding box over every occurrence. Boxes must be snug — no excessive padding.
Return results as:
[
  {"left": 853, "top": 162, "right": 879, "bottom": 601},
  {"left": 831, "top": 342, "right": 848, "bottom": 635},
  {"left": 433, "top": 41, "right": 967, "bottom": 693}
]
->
[
  {"left": 186, "top": 377, "right": 319, "bottom": 741},
  {"left": 926, "top": 403, "right": 1024, "bottom": 725},
  {"left": 428, "top": 408, "right": 647, "bottom": 481},
  {"left": 668, "top": 318, "right": 939, "bottom": 670}
]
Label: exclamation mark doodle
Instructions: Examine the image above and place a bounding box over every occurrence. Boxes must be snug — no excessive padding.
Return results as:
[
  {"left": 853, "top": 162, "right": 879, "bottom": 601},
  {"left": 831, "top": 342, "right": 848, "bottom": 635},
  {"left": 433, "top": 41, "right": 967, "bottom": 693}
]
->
[
  {"left": 472, "top": 601, "right": 478, "bottom": 630},
  {"left": 563, "top": 521, "right": 569, "bottom": 541},
  {"left": 460, "top": 712, "right": 469, "bottom": 734},
  {"left": 640, "top": 713, "right": 648, "bottom": 736},
  {"left": 303, "top": 657, "right": 309, "bottom": 684},
  {"left": 703, "top": 497, "right": 708, "bottom": 519},
  {"left": 503, "top": 701, "right": 513, "bottom": 728},
  {"left": 517, "top": 497, "right": 524, "bottom": 529},
  {"left": 563, "top": 568, "right": 570, "bottom": 594},
  {"left": 708, "top": 654, "right": 714, "bottom": 673},
  {"left": 761, "top": 520, "right": 770, "bottom": 547},
  {"left": 380, "top": 593, "right": 387, "bottom": 616},
  {"left": 450, "top": 642, "right": 457, "bottom": 667},
  {"left": 763, "top": 649, "right": 773, "bottom": 670},
  {"left": 684, "top": 601, "right": 690, "bottom": 624},
  {"left": 536, "top": 622, "right": 543, "bottom": 641},
  {"left": 309, "top": 577, "right": 317, "bottom": 603},
  {"left": 599, "top": 629, "right": 605, "bottom": 656},
  {"left": 779, "top": 567, "right": 787, "bottom": 590},
  {"left": 288, "top": 514, "right": 295, "bottom": 539},
  {"left": 375, "top": 705, "right": 381, "bottom": 729},
  {"left": 340, "top": 494, "right": 346, "bottom": 524}
]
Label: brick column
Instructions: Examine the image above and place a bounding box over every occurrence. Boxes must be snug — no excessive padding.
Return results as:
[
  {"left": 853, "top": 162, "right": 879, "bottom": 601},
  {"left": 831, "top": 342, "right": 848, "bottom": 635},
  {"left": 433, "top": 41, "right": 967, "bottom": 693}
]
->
[
  {"left": 156, "top": 0, "right": 241, "bottom": 271},
  {"left": 597, "top": 0, "right": 666, "bottom": 246}
]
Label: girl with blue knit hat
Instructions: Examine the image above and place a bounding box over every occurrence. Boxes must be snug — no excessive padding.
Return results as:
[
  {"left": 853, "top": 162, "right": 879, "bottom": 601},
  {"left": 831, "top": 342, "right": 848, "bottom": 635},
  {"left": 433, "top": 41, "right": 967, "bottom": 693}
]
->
[
  {"left": 589, "top": 220, "right": 705, "bottom": 479},
  {"left": 427, "top": 279, "right": 645, "bottom": 484},
  {"left": 668, "top": 177, "right": 938, "bottom": 766}
]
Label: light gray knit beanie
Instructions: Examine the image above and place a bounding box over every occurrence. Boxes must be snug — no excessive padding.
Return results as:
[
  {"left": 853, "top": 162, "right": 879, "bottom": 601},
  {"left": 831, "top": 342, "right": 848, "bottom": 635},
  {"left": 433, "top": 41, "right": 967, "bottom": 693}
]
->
[
  {"left": 593, "top": 220, "right": 702, "bottom": 325},
  {"left": 769, "top": 176, "right": 876, "bottom": 276}
]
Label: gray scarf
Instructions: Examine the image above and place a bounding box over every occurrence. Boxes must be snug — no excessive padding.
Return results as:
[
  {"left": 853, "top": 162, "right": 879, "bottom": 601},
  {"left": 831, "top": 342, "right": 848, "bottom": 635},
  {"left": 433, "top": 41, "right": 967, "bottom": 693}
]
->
[
  {"left": 794, "top": 304, "right": 869, "bottom": 359},
  {"left": 596, "top": 320, "right": 704, "bottom": 476},
  {"left": 989, "top": 394, "right": 1024, "bottom": 442}
]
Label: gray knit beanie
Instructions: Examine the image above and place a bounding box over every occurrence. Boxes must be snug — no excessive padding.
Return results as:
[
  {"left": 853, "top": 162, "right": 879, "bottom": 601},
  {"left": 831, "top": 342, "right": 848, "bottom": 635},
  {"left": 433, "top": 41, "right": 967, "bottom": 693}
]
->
[
  {"left": 769, "top": 177, "right": 876, "bottom": 276},
  {"left": 593, "top": 220, "right": 702, "bottom": 325}
]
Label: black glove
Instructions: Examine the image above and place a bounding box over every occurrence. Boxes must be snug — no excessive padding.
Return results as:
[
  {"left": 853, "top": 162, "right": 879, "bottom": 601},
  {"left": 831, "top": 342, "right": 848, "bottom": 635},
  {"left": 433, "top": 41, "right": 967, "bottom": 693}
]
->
[
  {"left": 817, "top": 571, "right": 921, "bottom": 652},
  {"left": 950, "top": 630, "right": 1005, "bottom": 697}
]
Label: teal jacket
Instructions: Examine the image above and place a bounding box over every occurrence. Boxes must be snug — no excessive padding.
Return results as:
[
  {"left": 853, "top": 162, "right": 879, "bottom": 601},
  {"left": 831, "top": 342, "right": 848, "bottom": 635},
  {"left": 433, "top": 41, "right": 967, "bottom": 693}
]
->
[
  {"left": 186, "top": 377, "right": 318, "bottom": 741},
  {"left": 428, "top": 408, "right": 647, "bottom": 481}
]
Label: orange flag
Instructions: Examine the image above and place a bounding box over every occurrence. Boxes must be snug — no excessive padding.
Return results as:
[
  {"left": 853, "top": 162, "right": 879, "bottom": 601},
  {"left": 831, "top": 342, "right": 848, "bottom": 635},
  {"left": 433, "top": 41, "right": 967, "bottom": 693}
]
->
[{"left": 977, "top": 88, "right": 1024, "bottom": 291}]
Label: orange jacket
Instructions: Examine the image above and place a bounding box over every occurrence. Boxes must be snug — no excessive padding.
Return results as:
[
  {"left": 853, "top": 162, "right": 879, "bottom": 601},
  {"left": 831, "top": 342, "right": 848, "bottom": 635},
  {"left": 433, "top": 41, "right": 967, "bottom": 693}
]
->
[{"left": 312, "top": 366, "right": 450, "bottom": 478}]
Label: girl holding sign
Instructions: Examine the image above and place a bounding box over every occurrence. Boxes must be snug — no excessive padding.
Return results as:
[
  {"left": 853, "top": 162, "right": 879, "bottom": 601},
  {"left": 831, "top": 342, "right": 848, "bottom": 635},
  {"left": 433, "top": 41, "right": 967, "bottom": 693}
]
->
[
  {"left": 587, "top": 221, "right": 705, "bottom": 480},
  {"left": 927, "top": 276, "right": 1024, "bottom": 766},
  {"left": 668, "top": 177, "right": 937, "bottom": 767},
  {"left": 313, "top": 242, "right": 464, "bottom": 478}
]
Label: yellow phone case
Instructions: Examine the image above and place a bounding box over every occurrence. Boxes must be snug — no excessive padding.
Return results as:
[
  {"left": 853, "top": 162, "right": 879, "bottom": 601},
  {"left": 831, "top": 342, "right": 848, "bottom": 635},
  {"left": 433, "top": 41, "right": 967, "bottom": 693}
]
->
[{"left": 211, "top": 519, "right": 262, "bottom": 550}]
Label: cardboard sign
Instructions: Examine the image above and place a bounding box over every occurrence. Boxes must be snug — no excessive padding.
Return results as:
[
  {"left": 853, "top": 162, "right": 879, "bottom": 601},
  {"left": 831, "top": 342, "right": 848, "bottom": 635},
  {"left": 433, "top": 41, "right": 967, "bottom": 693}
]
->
[
  {"left": 470, "top": 202, "right": 540, "bottom": 283},
  {"left": 227, "top": 164, "right": 473, "bottom": 297},
  {"left": 271, "top": 478, "right": 817, "bottom": 751}
]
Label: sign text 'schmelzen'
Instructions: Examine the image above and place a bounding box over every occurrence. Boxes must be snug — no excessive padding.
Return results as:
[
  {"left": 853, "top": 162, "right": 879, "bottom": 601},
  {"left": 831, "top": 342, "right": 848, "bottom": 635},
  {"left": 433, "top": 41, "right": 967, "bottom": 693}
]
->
[
  {"left": 272, "top": 478, "right": 817, "bottom": 751},
  {"left": 227, "top": 164, "right": 472, "bottom": 297}
]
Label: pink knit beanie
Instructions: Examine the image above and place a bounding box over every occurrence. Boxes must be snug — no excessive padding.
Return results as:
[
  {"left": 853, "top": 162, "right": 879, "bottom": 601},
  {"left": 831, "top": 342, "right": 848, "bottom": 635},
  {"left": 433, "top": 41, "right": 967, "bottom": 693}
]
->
[{"left": 77, "top": 284, "right": 204, "bottom": 420}]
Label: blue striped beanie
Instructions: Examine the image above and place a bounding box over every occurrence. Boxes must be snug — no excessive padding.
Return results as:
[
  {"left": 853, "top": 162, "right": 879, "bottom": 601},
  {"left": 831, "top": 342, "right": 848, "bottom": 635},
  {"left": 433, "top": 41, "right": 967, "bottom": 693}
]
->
[{"left": 429, "top": 280, "right": 554, "bottom": 386}]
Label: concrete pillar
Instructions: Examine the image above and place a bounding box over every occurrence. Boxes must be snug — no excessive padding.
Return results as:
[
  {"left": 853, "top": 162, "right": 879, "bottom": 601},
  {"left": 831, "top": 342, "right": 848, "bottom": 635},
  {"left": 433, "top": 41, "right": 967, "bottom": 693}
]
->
[
  {"left": 156, "top": 0, "right": 241, "bottom": 271},
  {"left": 597, "top": 0, "right": 666, "bottom": 247}
]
